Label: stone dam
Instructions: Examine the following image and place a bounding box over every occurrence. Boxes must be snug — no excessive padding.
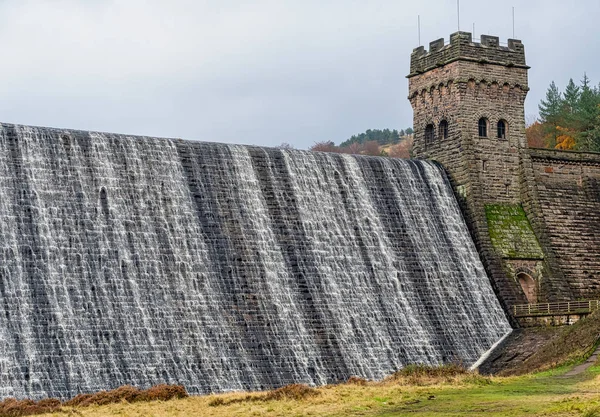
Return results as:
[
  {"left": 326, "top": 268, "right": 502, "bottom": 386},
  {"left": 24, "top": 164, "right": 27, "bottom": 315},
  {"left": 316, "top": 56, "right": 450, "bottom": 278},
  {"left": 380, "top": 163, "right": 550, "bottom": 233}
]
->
[{"left": 0, "top": 123, "right": 510, "bottom": 399}]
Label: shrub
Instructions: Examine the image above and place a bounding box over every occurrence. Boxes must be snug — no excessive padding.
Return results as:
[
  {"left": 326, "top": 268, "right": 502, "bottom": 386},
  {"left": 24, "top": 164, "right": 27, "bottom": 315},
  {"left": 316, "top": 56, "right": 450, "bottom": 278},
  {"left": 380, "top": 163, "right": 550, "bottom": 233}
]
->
[
  {"left": 0, "top": 384, "right": 189, "bottom": 416},
  {"left": 0, "top": 397, "right": 61, "bottom": 416},
  {"left": 143, "top": 384, "right": 188, "bottom": 402},
  {"left": 64, "top": 384, "right": 188, "bottom": 407}
]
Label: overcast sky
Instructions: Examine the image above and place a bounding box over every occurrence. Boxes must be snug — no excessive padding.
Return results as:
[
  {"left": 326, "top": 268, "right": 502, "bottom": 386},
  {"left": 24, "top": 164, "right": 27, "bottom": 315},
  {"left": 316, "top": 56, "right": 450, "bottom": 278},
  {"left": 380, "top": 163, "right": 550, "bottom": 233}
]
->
[{"left": 0, "top": 0, "right": 597, "bottom": 149}]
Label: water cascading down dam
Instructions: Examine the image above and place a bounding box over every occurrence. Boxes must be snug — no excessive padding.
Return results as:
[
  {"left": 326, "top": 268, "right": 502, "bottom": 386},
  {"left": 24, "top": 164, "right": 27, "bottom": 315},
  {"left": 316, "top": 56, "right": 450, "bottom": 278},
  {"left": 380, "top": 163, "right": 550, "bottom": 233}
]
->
[{"left": 0, "top": 123, "right": 510, "bottom": 399}]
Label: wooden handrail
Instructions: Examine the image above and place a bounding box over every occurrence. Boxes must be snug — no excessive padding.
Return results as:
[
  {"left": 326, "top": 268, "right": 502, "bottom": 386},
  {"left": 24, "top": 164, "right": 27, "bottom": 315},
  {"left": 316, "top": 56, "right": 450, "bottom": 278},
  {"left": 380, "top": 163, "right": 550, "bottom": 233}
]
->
[{"left": 512, "top": 300, "right": 600, "bottom": 317}]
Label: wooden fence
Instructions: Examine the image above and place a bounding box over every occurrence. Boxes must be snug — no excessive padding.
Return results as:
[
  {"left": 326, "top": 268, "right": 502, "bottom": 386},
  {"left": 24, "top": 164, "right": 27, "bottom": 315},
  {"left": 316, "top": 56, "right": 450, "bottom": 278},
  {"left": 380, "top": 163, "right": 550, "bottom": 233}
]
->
[{"left": 513, "top": 300, "right": 600, "bottom": 318}]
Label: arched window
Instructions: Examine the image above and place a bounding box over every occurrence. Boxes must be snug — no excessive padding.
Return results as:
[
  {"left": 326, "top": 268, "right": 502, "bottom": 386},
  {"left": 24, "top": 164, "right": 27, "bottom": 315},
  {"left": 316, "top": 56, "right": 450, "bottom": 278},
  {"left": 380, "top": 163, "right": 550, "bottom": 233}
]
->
[
  {"left": 497, "top": 120, "right": 507, "bottom": 139},
  {"left": 478, "top": 118, "right": 488, "bottom": 137},
  {"left": 425, "top": 124, "right": 435, "bottom": 143},
  {"left": 439, "top": 120, "right": 448, "bottom": 139},
  {"left": 517, "top": 272, "right": 536, "bottom": 303}
]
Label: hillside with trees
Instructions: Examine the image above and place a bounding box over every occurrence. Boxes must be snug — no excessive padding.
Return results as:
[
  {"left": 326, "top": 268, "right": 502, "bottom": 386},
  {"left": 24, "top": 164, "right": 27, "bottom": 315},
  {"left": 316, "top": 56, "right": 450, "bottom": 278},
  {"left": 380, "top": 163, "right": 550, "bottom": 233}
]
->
[
  {"left": 528, "top": 74, "right": 600, "bottom": 152},
  {"left": 310, "top": 128, "right": 414, "bottom": 158}
]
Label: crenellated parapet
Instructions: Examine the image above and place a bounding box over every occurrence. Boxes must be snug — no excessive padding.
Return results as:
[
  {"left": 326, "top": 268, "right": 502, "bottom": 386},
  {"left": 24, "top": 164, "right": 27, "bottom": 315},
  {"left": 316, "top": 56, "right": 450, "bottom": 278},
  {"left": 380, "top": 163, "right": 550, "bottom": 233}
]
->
[{"left": 408, "top": 31, "right": 528, "bottom": 78}]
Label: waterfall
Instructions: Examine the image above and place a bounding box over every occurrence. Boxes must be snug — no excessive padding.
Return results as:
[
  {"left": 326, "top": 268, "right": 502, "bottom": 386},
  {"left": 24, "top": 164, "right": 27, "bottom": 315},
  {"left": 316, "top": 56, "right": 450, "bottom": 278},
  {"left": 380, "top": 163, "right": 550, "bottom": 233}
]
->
[{"left": 0, "top": 123, "right": 510, "bottom": 399}]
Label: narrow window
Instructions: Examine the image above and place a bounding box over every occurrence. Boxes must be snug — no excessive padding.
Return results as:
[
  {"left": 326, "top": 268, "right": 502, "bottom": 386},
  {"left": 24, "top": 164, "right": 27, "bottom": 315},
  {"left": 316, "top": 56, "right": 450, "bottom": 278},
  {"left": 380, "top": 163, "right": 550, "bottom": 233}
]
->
[
  {"left": 439, "top": 120, "right": 448, "bottom": 139},
  {"left": 425, "top": 124, "right": 435, "bottom": 143},
  {"left": 497, "top": 120, "right": 507, "bottom": 139},
  {"left": 478, "top": 118, "right": 488, "bottom": 137}
]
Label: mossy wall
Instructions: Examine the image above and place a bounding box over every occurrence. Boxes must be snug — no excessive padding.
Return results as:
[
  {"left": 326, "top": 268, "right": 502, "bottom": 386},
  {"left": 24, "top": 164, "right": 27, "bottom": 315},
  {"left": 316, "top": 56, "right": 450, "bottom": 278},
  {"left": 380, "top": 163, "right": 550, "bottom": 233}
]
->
[{"left": 485, "top": 204, "right": 544, "bottom": 260}]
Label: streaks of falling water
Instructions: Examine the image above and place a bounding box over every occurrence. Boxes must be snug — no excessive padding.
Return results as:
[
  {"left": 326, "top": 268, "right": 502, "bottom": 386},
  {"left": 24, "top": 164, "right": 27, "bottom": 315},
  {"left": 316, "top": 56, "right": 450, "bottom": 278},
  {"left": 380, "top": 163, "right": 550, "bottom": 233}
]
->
[{"left": 0, "top": 123, "right": 511, "bottom": 399}]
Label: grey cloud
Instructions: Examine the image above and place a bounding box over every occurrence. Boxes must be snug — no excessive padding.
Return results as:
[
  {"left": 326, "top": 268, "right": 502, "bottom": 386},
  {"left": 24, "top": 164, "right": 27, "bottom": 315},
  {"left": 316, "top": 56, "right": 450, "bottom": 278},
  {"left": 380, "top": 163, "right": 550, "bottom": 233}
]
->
[{"left": 0, "top": 0, "right": 597, "bottom": 148}]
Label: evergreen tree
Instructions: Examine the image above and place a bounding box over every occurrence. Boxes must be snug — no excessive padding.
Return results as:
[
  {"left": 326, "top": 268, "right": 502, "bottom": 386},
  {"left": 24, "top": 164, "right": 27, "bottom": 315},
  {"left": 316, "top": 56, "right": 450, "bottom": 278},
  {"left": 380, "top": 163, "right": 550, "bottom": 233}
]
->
[
  {"left": 538, "top": 81, "right": 563, "bottom": 124},
  {"left": 339, "top": 128, "right": 402, "bottom": 148},
  {"left": 563, "top": 79, "right": 580, "bottom": 114},
  {"left": 575, "top": 76, "right": 600, "bottom": 151},
  {"left": 533, "top": 75, "right": 600, "bottom": 151},
  {"left": 582, "top": 72, "right": 590, "bottom": 88}
]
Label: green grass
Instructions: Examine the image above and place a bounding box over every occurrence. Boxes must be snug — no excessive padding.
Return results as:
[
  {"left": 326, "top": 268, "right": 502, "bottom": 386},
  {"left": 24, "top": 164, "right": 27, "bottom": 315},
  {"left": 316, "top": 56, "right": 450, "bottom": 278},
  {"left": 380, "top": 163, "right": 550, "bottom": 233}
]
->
[{"left": 375, "top": 374, "right": 578, "bottom": 416}]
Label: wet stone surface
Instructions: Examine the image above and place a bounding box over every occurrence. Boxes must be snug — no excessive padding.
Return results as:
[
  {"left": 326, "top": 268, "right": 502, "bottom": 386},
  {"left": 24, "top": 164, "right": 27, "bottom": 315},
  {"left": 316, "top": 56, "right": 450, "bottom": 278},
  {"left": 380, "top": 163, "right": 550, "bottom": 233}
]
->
[{"left": 0, "top": 123, "right": 510, "bottom": 399}]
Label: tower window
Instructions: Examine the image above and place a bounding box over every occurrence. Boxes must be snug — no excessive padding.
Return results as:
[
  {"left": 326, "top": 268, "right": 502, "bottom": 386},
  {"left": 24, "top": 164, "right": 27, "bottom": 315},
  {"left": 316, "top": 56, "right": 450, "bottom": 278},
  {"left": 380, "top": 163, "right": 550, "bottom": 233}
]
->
[
  {"left": 478, "top": 118, "right": 488, "bottom": 137},
  {"left": 439, "top": 120, "right": 448, "bottom": 139},
  {"left": 425, "top": 124, "right": 435, "bottom": 143},
  {"left": 497, "top": 120, "right": 507, "bottom": 139}
]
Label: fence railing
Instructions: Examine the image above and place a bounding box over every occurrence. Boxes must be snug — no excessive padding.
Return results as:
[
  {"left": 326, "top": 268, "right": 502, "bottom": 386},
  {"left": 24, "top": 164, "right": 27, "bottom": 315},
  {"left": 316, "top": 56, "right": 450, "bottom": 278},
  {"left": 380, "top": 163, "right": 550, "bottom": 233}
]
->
[{"left": 513, "top": 300, "right": 600, "bottom": 318}]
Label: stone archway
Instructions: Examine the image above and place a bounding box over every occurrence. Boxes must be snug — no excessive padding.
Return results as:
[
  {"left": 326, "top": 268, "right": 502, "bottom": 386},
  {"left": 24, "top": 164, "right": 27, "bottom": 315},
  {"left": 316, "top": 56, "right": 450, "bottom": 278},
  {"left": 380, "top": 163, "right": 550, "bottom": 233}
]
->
[{"left": 517, "top": 272, "right": 537, "bottom": 303}]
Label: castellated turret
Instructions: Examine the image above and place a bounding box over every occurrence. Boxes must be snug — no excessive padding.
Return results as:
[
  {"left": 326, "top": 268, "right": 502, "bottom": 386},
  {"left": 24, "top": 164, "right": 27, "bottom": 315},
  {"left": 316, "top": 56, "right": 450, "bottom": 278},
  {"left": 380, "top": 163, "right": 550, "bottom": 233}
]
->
[
  {"left": 407, "top": 32, "right": 543, "bottom": 312},
  {"left": 408, "top": 31, "right": 529, "bottom": 204}
]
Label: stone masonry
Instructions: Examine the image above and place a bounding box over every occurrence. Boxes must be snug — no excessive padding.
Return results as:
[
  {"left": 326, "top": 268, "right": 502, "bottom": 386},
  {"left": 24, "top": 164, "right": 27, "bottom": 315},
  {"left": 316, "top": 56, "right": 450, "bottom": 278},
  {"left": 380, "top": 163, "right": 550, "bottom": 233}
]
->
[{"left": 408, "top": 32, "right": 600, "bottom": 321}]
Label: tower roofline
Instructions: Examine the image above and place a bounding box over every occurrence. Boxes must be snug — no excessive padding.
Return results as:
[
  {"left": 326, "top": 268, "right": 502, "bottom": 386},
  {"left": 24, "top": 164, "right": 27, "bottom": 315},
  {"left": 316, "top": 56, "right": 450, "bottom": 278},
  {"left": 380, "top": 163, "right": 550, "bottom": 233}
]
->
[{"left": 407, "top": 31, "right": 528, "bottom": 78}]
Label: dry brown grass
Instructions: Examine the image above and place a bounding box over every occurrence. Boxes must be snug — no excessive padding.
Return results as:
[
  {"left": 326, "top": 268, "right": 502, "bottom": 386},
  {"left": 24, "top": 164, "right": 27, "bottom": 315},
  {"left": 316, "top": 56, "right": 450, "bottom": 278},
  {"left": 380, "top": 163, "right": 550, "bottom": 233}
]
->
[
  {"left": 346, "top": 376, "right": 368, "bottom": 386},
  {"left": 380, "top": 363, "right": 494, "bottom": 387},
  {"left": 64, "top": 384, "right": 187, "bottom": 407},
  {"left": 0, "top": 398, "right": 61, "bottom": 417},
  {"left": 0, "top": 384, "right": 187, "bottom": 417},
  {"left": 208, "top": 383, "right": 319, "bottom": 407}
]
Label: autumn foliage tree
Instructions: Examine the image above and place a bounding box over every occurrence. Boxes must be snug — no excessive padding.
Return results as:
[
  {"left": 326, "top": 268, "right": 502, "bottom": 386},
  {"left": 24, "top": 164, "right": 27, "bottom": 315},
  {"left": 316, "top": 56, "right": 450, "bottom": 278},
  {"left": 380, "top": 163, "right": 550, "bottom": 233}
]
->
[
  {"left": 533, "top": 74, "right": 600, "bottom": 151},
  {"left": 387, "top": 136, "right": 414, "bottom": 159},
  {"left": 525, "top": 121, "right": 548, "bottom": 148}
]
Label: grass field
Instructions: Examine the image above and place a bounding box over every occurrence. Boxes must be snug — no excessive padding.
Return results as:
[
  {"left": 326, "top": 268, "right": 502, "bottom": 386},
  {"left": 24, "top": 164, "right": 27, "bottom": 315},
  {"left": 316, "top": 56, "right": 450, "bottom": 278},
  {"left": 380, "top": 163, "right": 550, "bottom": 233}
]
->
[{"left": 34, "top": 363, "right": 600, "bottom": 417}]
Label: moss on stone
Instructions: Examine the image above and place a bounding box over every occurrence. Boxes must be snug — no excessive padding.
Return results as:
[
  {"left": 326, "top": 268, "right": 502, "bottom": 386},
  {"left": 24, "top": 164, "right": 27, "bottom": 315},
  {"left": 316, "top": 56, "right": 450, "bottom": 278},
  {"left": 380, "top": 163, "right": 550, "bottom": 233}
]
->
[{"left": 485, "top": 204, "right": 544, "bottom": 259}]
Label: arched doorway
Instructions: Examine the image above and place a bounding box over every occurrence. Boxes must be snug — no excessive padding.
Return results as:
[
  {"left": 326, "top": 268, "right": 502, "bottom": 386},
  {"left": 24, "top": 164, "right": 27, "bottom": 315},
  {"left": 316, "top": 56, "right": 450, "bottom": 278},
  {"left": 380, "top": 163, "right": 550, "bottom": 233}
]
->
[{"left": 517, "top": 272, "right": 537, "bottom": 303}]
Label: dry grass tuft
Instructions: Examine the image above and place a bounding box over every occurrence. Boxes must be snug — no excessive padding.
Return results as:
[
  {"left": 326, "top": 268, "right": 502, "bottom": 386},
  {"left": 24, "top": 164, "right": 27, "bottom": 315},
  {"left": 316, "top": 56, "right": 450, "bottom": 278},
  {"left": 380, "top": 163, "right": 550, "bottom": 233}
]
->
[
  {"left": 393, "top": 363, "right": 468, "bottom": 378},
  {"left": 262, "top": 384, "right": 319, "bottom": 401},
  {"left": 383, "top": 364, "right": 490, "bottom": 386},
  {"left": 208, "top": 384, "right": 319, "bottom": 407},
  {"left": 346, "top": 376, "right": 368, "bottom": 386},
  {"left": 64, "top": 384, "right": 187, "bottom": 408},
  {"left": 0, "top": 397, "right": 61, "bottom": 417},
  {"left": 0, "top": 384, "right": 187, "bottom": 417}
]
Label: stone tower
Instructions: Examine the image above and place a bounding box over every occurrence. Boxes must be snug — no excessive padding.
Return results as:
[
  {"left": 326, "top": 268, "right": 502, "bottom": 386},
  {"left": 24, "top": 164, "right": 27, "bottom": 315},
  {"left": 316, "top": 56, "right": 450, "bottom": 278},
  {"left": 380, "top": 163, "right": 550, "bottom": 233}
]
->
[
  {"left": 408, "top": 32, "right": 573, "bottom": 317},
  {"left": 408, "top": 31, "right": 528, "bottom": 202}
]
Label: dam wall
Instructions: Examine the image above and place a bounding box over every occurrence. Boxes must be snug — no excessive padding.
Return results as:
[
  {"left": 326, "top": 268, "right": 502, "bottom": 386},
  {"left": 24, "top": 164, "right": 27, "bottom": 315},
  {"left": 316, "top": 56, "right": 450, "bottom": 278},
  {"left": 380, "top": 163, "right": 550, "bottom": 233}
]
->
[
  {"left": 0, "top": 123, "right": 510, "bottom": 399},
  {"left": 526, "top": 148, "right": 600, "bottom": 298}
]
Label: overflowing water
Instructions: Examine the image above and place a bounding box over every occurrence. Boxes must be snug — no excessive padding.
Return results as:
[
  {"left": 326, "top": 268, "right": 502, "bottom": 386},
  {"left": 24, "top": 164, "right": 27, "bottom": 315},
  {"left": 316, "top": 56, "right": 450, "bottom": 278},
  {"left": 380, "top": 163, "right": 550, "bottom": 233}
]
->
[{"left": 0, "top": 123, "right": 510, "bottom": 399}]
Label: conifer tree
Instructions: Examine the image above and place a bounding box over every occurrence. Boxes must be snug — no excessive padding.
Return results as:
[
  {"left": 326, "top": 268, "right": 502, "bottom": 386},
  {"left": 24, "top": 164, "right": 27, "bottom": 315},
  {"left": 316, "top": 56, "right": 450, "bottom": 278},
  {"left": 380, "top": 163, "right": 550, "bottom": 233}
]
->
[
  {"left": 532, "top": 75, "right": 600, "bottom": 151},
  {"left": 538, "top": 81, "right": 563, "bottom": 145},
  {"left": 575, "top": 75, "right": 600, "bottom": 151},
  {"left": 538, "top": 81, "right": 563, "bottom": 124},
  {"left": 563, "top": 79, "right": 580, "bottom": 114}
]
